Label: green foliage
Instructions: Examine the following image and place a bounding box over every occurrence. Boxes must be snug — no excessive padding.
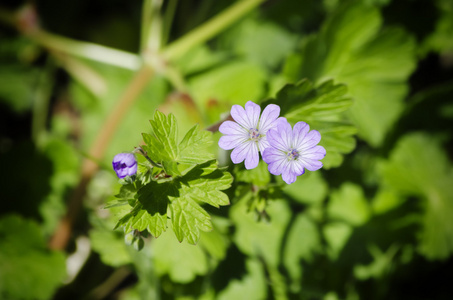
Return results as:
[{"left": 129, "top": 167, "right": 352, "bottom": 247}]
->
[
  {"left": 142, "top": 111, "right": 215, "bottom": 175},
  {"left": 379, "top": 133, "right": 453, "bottom": 260},
  {"left": 220, "top": 17, "right": 298, "bottom": 69},
  {"left": 231, "top": 196, "right": 291, "bottom": 267},
  {"left": 264, "top": 79, "right": 357, "bottom": 168},
  {"left": 284, "top": 2, "right": 416, "bottom": 147},
  {"left": 327, "top": 183, "right": 371, "bottom": 226},
  {"left": 188, "top": 61, "right": 267, "bottom": 122},
  {"left": 283, "top": 214, "right": 322, "bottom": 291},
  {"left": 0, "top": 215, "right": 66, "bottom": 300},
  {"left": 152, "top": 227, "right": 209, "bottom": 283},
  {"left": 216, "top": 259, "right": 267, "bottom": 300},
  {"left": 420, "top": 0, "right": 453, "bottom": 55},
  {"left": 69, "top": 61, "right": 169, "bottom": 165},
  {"left": 3, "top": 0, "right": 453, "bottom": 299},
  {"left": 112, "top": 112, "right": 233, "bottom": 244},
  {"left": 89, "top": 226, "right": 132, "bottom": 267}
]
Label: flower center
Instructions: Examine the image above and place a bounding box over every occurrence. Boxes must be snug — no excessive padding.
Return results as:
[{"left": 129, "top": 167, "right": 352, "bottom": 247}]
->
[
  {"left": 248, "top": 128, "right": 261, "bottom": 141},
  {"left": 286, "top": 149, "right": 300, "bottom": 160}
]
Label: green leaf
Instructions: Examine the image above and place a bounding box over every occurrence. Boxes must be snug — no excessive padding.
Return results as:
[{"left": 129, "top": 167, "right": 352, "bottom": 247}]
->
[
  {"left": 151, "top": 217, "right": 230, "bottom": 284},
  {"left": 90, "top": 228, "right": 132, "bottom": 267},
  {"left": 199, "top": 217, "right": 231, "bottom": 261},
  {"left": 235, "top": 160, "right": 271, "bottom": 187},
  {"left": 284, "top": 3, "right": 416, "bottom": 147},
  {"left": 231, "top": 195, "right": 291, "bottom": 266},
  {"left": 323, "top": 222, "right": 353, "bottom": 260},
  {"left": 170, "top": 162, "right": 233, "bottom": 244},
  {"left": 142, "top": 111, "right": 178, "bottom": 171},
  {"left": 0, "top": 65, "right": 37, "bottom": 113},
  {"left": 283, "top": 169, "right": 328, "bottom": 205},
  {"left": 123, "top": 161, "right": 233, "bottom": 244},
  {"left": 69, "top": 61, "right": 168, "bottom": 167},
  {"left": 353, "top": 244, "right": 399, "bottom": 280},
  {"left": 152, "top": 226, "right": 209, "bottom": 283},
  {"left": 179, "top": 124, "right": 215, "bottom": 165},
  {"left": 327, "top": 183, "right": 371, "bottom": 226},
  {"left": 115, "top": 183, "right": 137, "bottom": 200},
  {"left": 420, "top": 0, "right": 453, "bottom": 55},
  {"left": 220, "top": 17, "right": 298, "bottom": 69},
  {"left": 217, "top": 259, "right": 267, "bottom": 300},
  {"left": 188, "top": 61, "right": 267, "bottom": 123},
  {"left": 283, "top": 214, "right": 322, "bottom": 292},
  {"left": 378, "top": 133, "right": 453, "bottom": 260},
  {"left": 264, "top": 79, "right": 357, "bottom": 168},
  {"left": 142, "top": 111, "right": 215, "bottom": 176},
  {"left": 115, "top": 204, "right": 155, "bottom": 232},
  {"left": 0, "top": 215, "right": 66, "bottom": 300},
  {"left": 137, "top": 181, "right": 177, "bottom": 238}
]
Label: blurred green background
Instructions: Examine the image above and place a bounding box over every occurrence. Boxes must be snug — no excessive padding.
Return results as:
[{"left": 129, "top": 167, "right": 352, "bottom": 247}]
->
[{"left": 1, "top": 0, "right": 453, "bottom": 299}]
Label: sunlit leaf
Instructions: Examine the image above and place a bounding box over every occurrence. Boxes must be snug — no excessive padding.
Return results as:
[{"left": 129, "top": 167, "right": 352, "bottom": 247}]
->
[
  {"left": 152, "top": 226, "right": 209, "bottom": 283},
  {"left": 327, "top": 182, "right": 371, "bottom": 226},
  {"left": 90, "top": 228, "right": 132, "bottom": 267},
  {"left": 142, "top": 111, "right": 215, "bottom": 176},
  {"left": 283, "top": 171, "right": 328, "bottom": 205},
  {"left": 323, "top": 222, "right": 353, "bottom": 260},
  {"left": 263, "top": 79, "right": 357, "bottom": 168},
  {"left": 284, "top": 3, "right": 416, "bottom": 146},
  {"left": 220, "top": 17, "right": 297, "bottom": 69},
  {"left": 189, "top": 61, "right": 267, "bottom": 122},
  {"left": 231, "top": 195, "right": 291, "bottom": 266},
  {"left": 117, "top": 160, "right": 233, "bottom": 244}
]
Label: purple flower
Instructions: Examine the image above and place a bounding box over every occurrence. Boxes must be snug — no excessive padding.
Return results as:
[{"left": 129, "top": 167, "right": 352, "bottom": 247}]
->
[
  {"left": 263, "top": 119, "right": 326, "bottom": 184},
  {"left": 218, "top": 101, "right": 282, "bottom": 169},
  {"left": 112, "top": 153, "right": 137, "bottom": 179}
]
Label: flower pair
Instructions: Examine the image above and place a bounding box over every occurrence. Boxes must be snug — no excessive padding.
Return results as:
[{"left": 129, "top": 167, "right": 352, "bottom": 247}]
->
[{"left": 218, "top": 101, "right": 326, "bottom": 184}]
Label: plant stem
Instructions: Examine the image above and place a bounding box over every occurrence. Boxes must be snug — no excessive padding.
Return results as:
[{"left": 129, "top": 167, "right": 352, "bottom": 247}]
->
[
  {"left": 49, "top": 65, "right": 154, "bottom": 250},
  {"left": 161, "top": 0, "right": 265, "bottom": 61},
  {"left": 48, "top": 0, "right": 264, "bottom": 250},
  {"left": 32, "top": 30, "right": 142, "bottom": 70},
  {"left": 87, "top": 65, "right": 155, "bottom": 174},
  {"left": 141, "top": 0, "right": 164, "bottom": 55},
  {"left": 161, "top": 0, "right": 178, "bottom": 46},
  {"left": 31, "top": 57, "right": 54, "bottom": 145}
]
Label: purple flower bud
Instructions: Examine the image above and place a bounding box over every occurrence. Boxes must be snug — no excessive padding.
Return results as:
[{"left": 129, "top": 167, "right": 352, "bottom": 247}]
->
[{"left": 112, "top": 153, "right": 137, "bottom": 179}]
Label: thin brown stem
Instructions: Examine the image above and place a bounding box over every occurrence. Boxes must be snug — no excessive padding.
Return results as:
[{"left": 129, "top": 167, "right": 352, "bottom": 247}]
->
[{"left": 49, "top": 65, "right": 155, "bottom": 250}]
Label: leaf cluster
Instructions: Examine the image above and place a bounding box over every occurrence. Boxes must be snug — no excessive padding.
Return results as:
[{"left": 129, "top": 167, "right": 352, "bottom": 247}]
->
[{"left": 109, "top": 111, "right": 233, "bottom": 244}]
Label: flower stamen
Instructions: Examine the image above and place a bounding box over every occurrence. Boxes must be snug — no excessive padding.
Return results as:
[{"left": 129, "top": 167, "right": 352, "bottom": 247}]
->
[
  {"left": 249, "top": 128, "right": 261, "bottom": 141},
  {"left": 286, "top": 149, "right": 300, "bottom": 160}
]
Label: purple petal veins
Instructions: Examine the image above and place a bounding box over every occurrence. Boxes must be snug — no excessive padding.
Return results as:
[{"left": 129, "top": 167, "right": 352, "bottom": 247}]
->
[
  {"left": 218, "top": 101, "right": 282, "bottom": 169},
  {"left": 263, "top": 119, "right": 326, "bottom": 184},
  {"left": 112, "top": 153, "right": 138, "bottom": 179}
]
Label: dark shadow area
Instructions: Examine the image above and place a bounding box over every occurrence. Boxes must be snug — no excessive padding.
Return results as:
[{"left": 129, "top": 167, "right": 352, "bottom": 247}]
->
[{"left": 211, "top": 243, "right": 247, "bottom": 293}]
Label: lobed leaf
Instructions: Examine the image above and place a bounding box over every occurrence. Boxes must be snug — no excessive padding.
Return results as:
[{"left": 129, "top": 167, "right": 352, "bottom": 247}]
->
[
  {"left": 179, "top": 124, "right": 215, "bottom": 165},
  {"left": 264, "top": 79, "right": 356, "bottom": 168},
  {"left": 119, "top": 161, "right": 233, "bottom": 244},
  {"left": 142, "top": 112, "right": 216, "bottom": 176},
  {"left": 284, "top": 3, "right": 416, "bottom": 147}
]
